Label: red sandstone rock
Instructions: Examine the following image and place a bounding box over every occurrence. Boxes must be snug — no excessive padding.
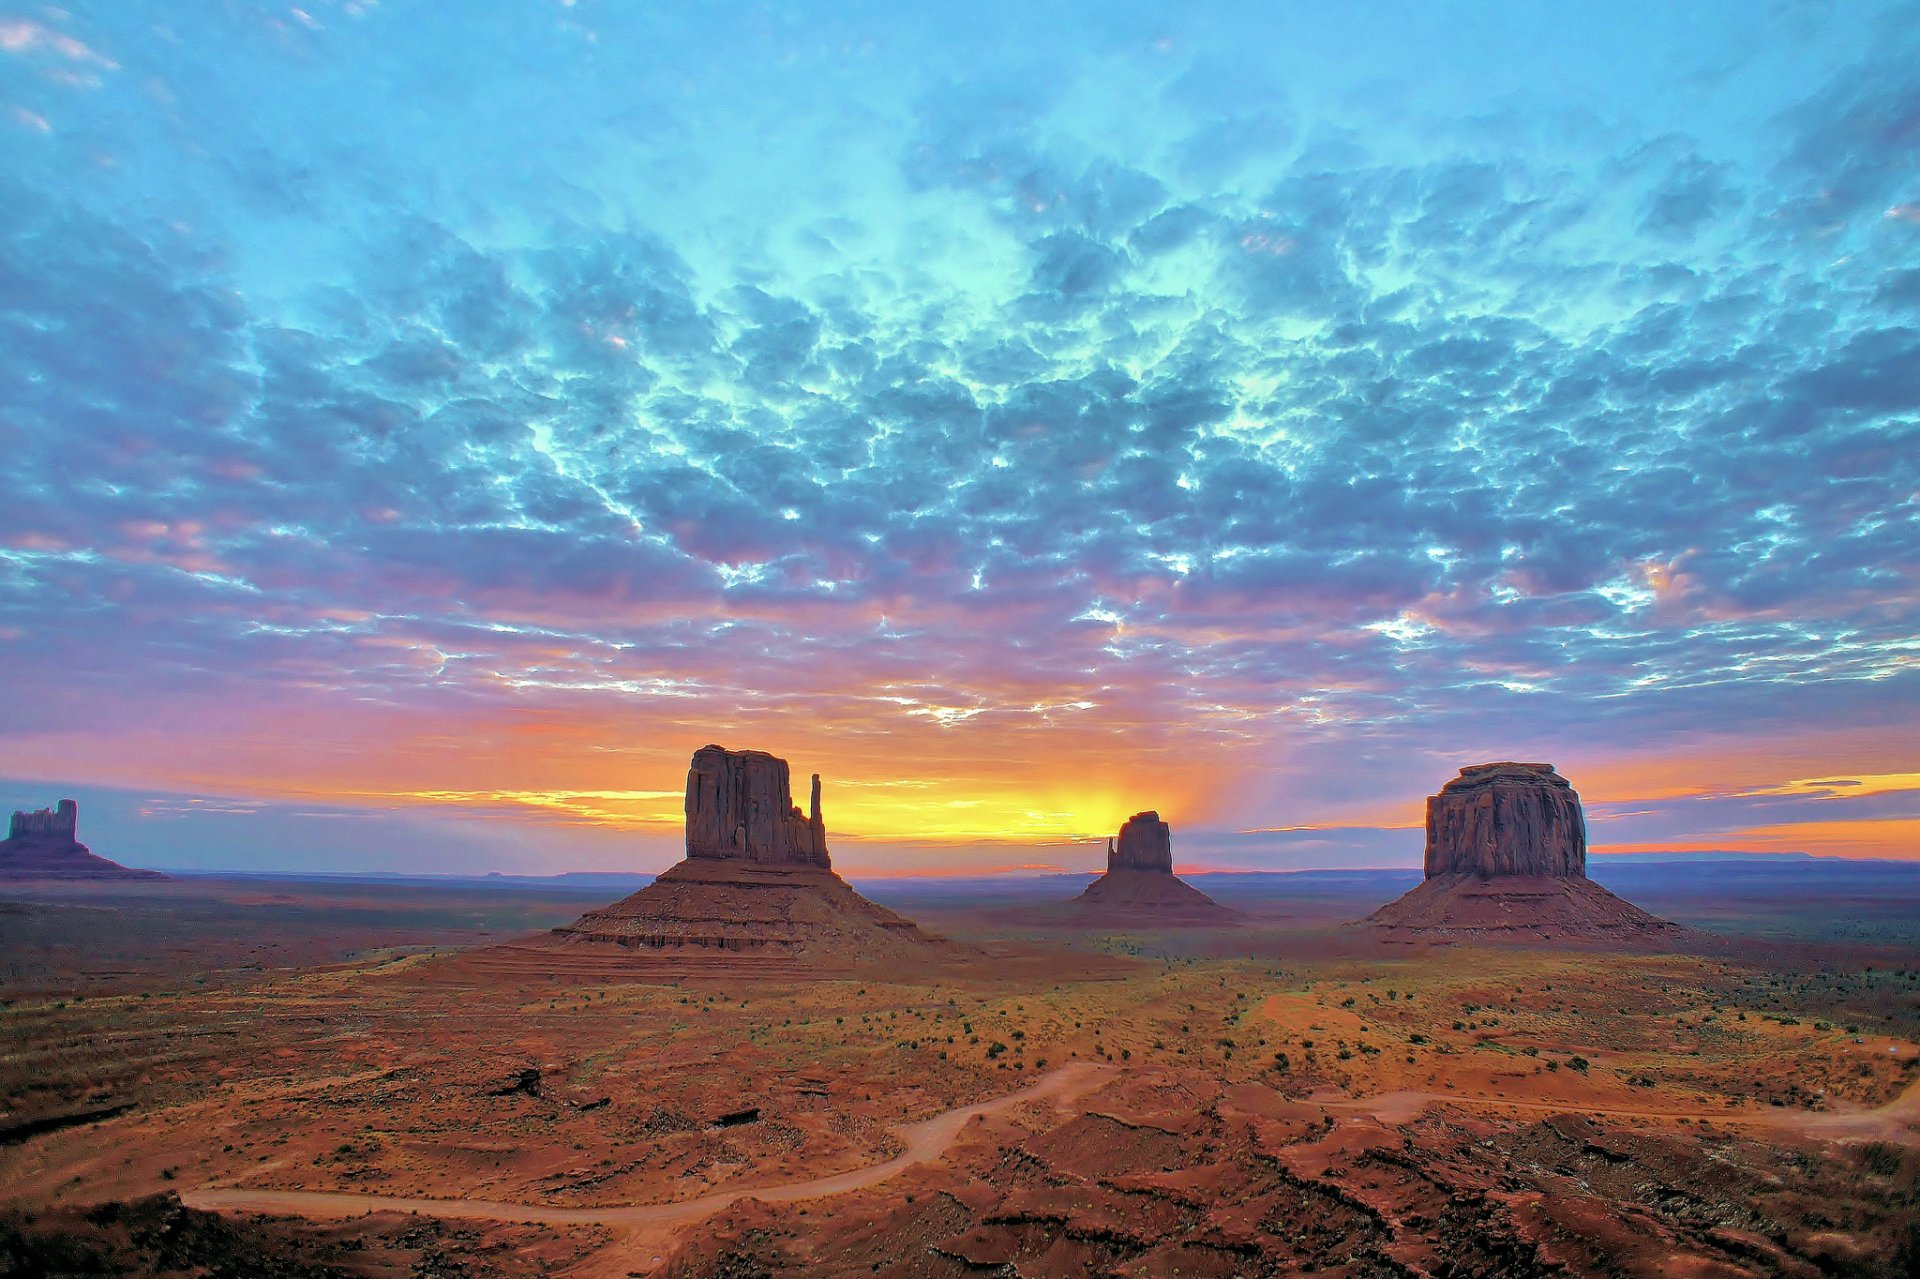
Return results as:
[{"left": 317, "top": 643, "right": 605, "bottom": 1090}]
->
[
  {"left": 1110, "top": 811, "right": 1173, "bottom": 873},
  {"left": 1, "top": 799, "right": 167, "bottom": 882},
  {"left": 552, "top": 746, "right": 947, "bottom": 964},
  {"left": 1058, "top": 811, "right": 1237, "bottom": 927},
  {"left": 1425, "top": 762, "right": 1585, "bottom": 879},
  {"left": 556, "top": 858, "right": 933, "bottom": 956},
  {"left": 685, "top": 745, "right": 829, "bottom": 867},
  {"left": 1361, "top": 763, "right": 1673, "bottom": 940}
]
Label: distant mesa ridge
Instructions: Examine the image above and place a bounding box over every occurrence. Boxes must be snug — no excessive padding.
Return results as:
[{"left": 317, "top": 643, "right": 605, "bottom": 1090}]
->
[
  {"left": 2, "top": 798, "right": 167, "bottom": 881},
  {"left": 1362, "top": 761, "right": 1674, "bottom": 940},
  {"left": 550, "top": 745, "right": 946, "bottom": 962}
]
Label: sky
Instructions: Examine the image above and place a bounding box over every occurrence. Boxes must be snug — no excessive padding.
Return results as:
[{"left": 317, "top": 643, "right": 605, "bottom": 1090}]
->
[{"left": 2, "top": 1, "right": 1918, "bottom": 877}]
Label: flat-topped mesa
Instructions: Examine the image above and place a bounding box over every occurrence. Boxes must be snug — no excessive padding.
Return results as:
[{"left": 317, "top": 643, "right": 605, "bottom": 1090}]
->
[
  {"left": 1110, "top": 811, "right": 1173, "bottom": 874},
  {"left": 1425, "top": 761, "right": 1585, "bottom": 880},
  {"left": 684, "top": 745, "right": 829, "bottom": 869},
  {"left": 10, "top": 798, "right": 78, "bottom": 842}
]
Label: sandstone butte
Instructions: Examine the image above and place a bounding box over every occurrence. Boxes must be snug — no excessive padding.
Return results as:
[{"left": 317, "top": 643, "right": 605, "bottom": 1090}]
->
[
  {"left": 1361, "top": 762, "right": 1676, "bottom": 940},
  {"left": 551, "top": 745, "right": 945, "bottom": 961},
  {"left": 1060, "top": 810, "right": 1239, "bottom": 926},
  {"left": 0, "top": 799, "right": 167, "bottom": 882}
]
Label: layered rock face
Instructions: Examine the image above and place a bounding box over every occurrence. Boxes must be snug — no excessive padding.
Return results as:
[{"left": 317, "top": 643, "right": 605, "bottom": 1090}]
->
[
  {"left": 1109, "top": 812, "right": 1173, "bottom": 873},
  {"left": 2, "top": 799, "right": 167, "bottom": 881},
  {"left": 685, "top": 745, "right": 828, "bottom": 867},
  {"left": 11, "top": 799, "right": 79, "bottom": 842},
  {"left": 550, "top": 746, "right": 945, "bottom": 965},
  {"left": 1361, "top": 762, "right": 1673, "bottom": 941},
  {"left": 1425, "top": 763, "right": 1585, "bottom": 879},
  {"left": 1060, "top": 811, "right": 1236, "bottom": 927}
]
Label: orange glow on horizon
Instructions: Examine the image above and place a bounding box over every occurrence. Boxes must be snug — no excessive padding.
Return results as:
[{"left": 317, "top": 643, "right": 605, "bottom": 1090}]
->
[
  {"left": 4, "top": 701, "right": 1915, "bottom": 862},
  {"left": 1603, "top": 817, "right": 1920, "bottom": 861},
  {"left": 1734, "top": 772, "right": 1920, "bottom": 801}
]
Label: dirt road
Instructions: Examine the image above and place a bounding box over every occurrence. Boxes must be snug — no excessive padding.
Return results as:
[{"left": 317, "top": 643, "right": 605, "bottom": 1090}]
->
[
  {"left": 184, "top": 1061, "right": 1109, "bottom": 1227},
  {"left": 1316, "top": 1071, "right": 1920, "bottom": 1143}
]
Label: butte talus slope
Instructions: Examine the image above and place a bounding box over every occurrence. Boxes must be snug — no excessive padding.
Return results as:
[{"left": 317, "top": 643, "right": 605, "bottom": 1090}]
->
[
  {"left": 550, "top": 745, "right": 945, "bottom": 962},
  {"left": 1060, "top": 811, "right": 1239, "bottom": 926},
  {"left": 1361, "top": 762, "right": 1676, "bottom": 941},
  {"left": 1, "top": 800, "right": 167, "bottom": 882}
]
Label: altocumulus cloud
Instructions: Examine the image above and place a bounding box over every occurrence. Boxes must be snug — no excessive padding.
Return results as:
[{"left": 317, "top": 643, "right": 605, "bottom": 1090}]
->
[{"left": 1, "top": 0, "right": 1917, "bottom": 871}]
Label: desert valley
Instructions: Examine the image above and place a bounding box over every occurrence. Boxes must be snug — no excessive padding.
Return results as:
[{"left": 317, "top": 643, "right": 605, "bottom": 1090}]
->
[
  {"left": 4, "top": 749, "right": 1918, "bottom": 1278},
  {"left": 5, "top": 3, "right": 1919, "bottom": 1277}
]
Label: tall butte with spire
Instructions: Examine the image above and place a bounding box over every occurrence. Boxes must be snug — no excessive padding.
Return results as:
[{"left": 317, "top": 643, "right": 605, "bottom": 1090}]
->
[
  {"left": 1359, "top": 762, "right": 1675, "bottom": 940},
  {"left": 550, "top": 745, "right": 944, "bottom": 964}
]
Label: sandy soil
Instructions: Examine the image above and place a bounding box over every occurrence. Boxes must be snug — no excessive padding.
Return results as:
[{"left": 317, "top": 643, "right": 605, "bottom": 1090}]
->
[
  {"left": 1317, "top": 1070, "right": 1920, "bottom": 1143},
  {"left": 5, "top": 873, "right": 1919, "bottom": 1277},
  {"left": 182, "top": 1061, "right": 1110, "bottom": 1225}
]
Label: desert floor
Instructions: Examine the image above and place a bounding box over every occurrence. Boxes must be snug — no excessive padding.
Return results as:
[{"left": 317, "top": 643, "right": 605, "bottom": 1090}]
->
[{"left": 2, "top": 869, "right": 1918, "bottom": 1277}]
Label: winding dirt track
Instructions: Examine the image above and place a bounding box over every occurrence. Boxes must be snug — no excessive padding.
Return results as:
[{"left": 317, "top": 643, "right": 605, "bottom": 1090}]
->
[
  {"left": 183, "top": 1062, "right": 1109, "bottom": 1227},
  {"left": 1316, "top": 1071, "right": 1920, "bottom": 1143}
]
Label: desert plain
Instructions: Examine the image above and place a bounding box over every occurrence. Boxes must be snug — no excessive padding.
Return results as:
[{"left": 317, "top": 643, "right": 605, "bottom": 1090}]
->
[{"left": 3, "top": 860, "right": 1918, "bottom": 1279}]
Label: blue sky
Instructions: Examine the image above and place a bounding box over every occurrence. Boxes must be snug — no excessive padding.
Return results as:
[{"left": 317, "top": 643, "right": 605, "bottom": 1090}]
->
[{"left": 2, "top": 1, "right": 1918, "bottom": 875}]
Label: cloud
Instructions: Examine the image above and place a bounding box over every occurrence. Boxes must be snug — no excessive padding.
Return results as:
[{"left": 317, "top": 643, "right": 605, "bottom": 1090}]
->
[{"left": 0, "top": 2, "right": 1916, "bottom": 869}]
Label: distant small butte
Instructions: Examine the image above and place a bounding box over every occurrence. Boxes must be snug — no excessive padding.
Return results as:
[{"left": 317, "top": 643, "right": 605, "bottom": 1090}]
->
[{"left": 1053, "top": 810, "right": 1241, "bottom": 927}]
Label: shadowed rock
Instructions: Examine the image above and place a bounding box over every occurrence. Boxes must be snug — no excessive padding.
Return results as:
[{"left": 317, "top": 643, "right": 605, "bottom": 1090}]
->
[
  {"left": 1360, "top": 763, "right": 1674, "bottom": 941},
  {"left": 2, "top": 799, "right": 167, "bottom": 882},
  {"left": 550, "top": 746, "right": 948, "bottom": 965},
  {"left": 1054, "top": 811, "right": 1237, "bottom": 927},
  {"left": 1110, "top": 811, "right": 1173, "bottom": 873},
  {"left": 685, "top": 745, "right": 829, "bottom": 867},
  {"left": 10, "top": 800, "right": 80, "bottom": 843},
  {"left": 1426, "top": 762, "right": 1585, "bottom": 878}
]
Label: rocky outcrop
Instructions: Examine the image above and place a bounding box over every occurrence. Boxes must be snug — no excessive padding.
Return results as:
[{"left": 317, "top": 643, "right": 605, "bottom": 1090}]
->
[
  {"left": 1, "top": 799, "right": 167, "bottom": 881},
  {"left": 1363, "top": 872, "right": 1678, "bottom": 940},
  {"left": 1425, "top": 763, "right": 1584, "bottom": 879},
  {"left": 549, "top": 746, "right": 949, "bottom": 966},
  {"left": 685, "top": 745, "right": 829, "bottom": 867},
  {"left": 555, "top": 857, "right": 933, "bottom": 958},
  {"left": 10, "top": 799, "right": 79, "bottom": 843},
  {"left": 1055, "top": 811, "right": 1237, "bottom": 927},
  {"left": 1360, "top": 763, "right": 1674, "bottom": 941},
  {"left": 1110, "top": 812, "right": 1173, "bottom": 873}
]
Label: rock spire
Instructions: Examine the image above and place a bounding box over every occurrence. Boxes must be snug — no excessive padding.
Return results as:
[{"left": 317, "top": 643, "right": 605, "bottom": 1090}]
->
[
  {"left": 1055, "top": 809, "right": 1236, "bottom": 926},
  {"left": 549, "top": 745, "right": 949, "bottom": 965},
  {"left": 684, "top": 745, "right": 830, "bottom": 868},
  {"left": 10, "top": 799, "right": 79, "bottom": 842}
]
